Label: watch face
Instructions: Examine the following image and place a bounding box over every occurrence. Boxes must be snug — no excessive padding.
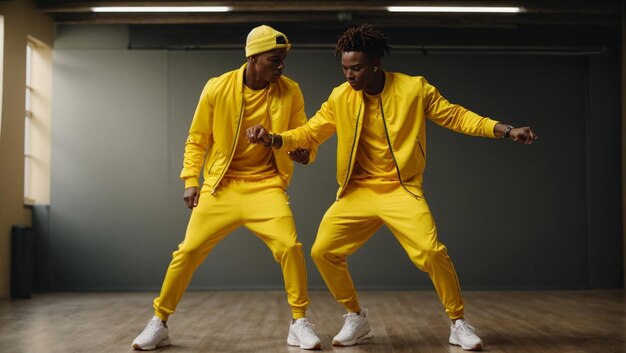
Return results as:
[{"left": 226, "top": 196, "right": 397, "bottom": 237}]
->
[{"left": 504, "top": 125, "right": 513, "bottom": 138}]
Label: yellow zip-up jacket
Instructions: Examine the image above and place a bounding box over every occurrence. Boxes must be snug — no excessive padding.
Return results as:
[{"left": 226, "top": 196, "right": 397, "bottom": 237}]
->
[
  {"left": 280, "top": 72, "right": 499, "bottom": 199},
  {"left": 180, "top": 63, "right": 316, "bottom": 193}
]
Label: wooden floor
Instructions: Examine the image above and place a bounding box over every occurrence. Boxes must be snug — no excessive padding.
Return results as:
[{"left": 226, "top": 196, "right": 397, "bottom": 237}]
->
[{"left": 0, "top": 290, "right": 624, "bottom": 353}]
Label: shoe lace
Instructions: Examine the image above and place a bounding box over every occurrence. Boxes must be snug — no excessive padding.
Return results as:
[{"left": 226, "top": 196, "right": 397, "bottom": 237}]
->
[
  {"left": 294, "top": 319, "right": 317, "bottom": 339},
  {"left": 342, "top": 313, "right": 361, "bottom": 330},
  {"left": 456, "top": 321, "right": 476, "bottom": 337},
  {"left": 144, "top": 319, "right": 164, "bottom": 335}
]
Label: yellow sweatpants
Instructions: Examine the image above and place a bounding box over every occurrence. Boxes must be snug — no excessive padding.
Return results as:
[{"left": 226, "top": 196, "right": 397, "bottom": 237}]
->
[
  {"left": 311, "top": 179, "right": 464, "bottom": 319},
  {"left": 153, "top": 176, "right": 309, "bottom": 320}
]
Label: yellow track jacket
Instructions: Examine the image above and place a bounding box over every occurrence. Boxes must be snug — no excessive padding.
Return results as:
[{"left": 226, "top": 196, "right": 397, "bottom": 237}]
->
[
  {"left": 280, "top": 72, "right": 499, "bottom": 199},
  {"left": 180, "top": 63, "right": 316, "bottom": 193}
]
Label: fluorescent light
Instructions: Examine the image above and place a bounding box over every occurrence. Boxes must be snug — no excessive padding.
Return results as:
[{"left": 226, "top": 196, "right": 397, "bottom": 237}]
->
[
  {"left": 91, "top": 6, "right": 232, "bottom": 13},
  {"left": 387, "top": 6, "right": 522, "bottom": 13}
]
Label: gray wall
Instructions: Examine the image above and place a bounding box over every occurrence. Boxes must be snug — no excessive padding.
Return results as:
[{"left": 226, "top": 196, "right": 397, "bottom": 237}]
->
[{"left": 49, "top": 26, "right": 622, "bottom": 291}]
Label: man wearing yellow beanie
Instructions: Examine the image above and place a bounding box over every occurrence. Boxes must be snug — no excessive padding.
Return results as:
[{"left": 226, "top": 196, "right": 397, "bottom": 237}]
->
[{"left": 131, "top": 25, "right": 321, "bottom": 351}]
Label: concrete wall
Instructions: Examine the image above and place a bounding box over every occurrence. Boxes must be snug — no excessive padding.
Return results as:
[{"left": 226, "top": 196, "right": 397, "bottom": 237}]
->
[{"left": 48, "top": 25, "right": 622, "bottom": 291}]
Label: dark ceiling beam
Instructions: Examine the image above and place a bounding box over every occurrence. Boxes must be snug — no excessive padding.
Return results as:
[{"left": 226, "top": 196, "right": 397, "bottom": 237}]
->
[
  {"left": 127, "top": 21, "right": 620, "bottom": 49},
  {"left": 37, "top": 0, "right": 622, "bottom": 30},
  {"left": 39, "top": 0, "right": 622, "bottom": 51},
  {"left": 38, "top": 0, "right": 621, "bottom": 14},
  {"left": 49, "top": 12, "right": 620, "bottom": 27}
]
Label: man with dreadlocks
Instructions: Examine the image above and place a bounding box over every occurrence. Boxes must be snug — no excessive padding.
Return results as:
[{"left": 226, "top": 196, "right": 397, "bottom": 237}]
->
[{"left": 247, "top": 24, "right": 537, "bottom": 351}]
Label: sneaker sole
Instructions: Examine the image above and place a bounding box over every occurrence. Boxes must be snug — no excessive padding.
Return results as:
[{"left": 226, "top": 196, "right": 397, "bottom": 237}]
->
[
  {"left": 449, "top": 337, "right": 483, "bottom": 351},
  {"left": 287, "top": 336, "right": 322, "bottom": 350},
  {"left": 331, "top": 330, "right": 374, "bottom": 347},
  {"left": 287, "top": 341, "right": 322, "bottom": 350},
  {"left": 132, "top": 338, "right": 171, "bottom": 351}
]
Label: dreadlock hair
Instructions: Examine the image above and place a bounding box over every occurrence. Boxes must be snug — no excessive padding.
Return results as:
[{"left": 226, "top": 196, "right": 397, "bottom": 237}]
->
[{"left": 335, "top": 24, "right": 391, "bottom": 58}]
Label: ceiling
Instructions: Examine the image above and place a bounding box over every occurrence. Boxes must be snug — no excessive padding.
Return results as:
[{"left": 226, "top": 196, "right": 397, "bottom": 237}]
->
[{"left": 36, "top": 1, "right": 623, "bottom": 51}]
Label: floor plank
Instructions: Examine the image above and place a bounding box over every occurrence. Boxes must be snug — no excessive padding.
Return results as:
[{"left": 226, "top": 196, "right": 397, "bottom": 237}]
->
[{"left": 0, "top": 290, "right": 624, "bottom": 353}]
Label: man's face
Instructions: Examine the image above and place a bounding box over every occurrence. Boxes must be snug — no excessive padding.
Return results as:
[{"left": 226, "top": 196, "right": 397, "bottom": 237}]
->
[
  {"left": 253, "top": 48, "right": 288, "bottom": 83},
  {"left": 341, "top": 51, "right": 378, "bottom": 91}
]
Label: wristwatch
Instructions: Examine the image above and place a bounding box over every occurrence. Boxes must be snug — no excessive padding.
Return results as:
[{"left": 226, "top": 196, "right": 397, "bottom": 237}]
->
[{"left": 503, "top": 125, "right": 514, "bottom": 139}]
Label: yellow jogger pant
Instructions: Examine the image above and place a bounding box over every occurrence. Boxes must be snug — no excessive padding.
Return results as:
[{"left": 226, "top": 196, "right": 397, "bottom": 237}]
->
[
  {"left": 311, "top": 179, "right": 464, "bottom": 319},
  {"left": 153, "top": 176, "right": 309, "bottom": 320}
]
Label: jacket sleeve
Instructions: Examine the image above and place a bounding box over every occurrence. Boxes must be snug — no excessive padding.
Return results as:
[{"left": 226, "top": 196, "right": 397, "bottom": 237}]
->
[
  {"left": 281, "top": 93, "right": 337, "bottom": 152},
  {"left": 180, "top": 79, "right": 214, "bottom": 188},
  {"left": 287, "top": 86, "right": 319, "bottom": 164},
  {"left": 422, "top": 78, "right": 498, "bottom": 138}
]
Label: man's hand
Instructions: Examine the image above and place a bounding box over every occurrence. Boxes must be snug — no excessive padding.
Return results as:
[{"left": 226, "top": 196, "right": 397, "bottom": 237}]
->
[
  {"left": 246, "top": 124, "right": 271, "bottom": 145},
  {"left": 183, "top": 187, "right": 200, "bottom": 209},
  {"left": 510, "top": 127, "right": 538, "bottom": 145},
  {"left": 288, "top": 148, "right": 310, "bottom": 164}
]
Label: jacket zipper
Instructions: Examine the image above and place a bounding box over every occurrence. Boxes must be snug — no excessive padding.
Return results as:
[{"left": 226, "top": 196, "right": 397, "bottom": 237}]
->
[
  {"left": 379, "top": 97, "right": 421, "bottom": 199},
  {"left": 266, "top": 87, "right": 288, "bottom": 203},
  {"left": 337, "top": 103, "right": 362, "bottom": 201},
  {"left": 210, "top": 92, "right": 245, "bottom": 194},
  {"left": 266, "top": 86, "right": 274, "bottom": 138}
]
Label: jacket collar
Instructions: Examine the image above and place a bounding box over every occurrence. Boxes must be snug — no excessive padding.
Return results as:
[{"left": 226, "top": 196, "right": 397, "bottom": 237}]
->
[{"left": 237, "top": 63, "right": 246, "bottom": 93}]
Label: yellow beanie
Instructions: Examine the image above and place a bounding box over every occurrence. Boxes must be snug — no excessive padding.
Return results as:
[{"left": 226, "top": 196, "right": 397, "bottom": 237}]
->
[{"left": 245, "top": 25, "right": 291, "bottom": 57}]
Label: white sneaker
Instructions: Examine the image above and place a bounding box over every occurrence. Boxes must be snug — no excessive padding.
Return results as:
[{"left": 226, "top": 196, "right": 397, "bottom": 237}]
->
[
  {"left": 449, "top": 319, "right": 483, "bottom": 351},
  {"left": 132, "top": 316, "right": 171, "bottom": 351},
  {"left": 332, "top": 308, "right": 374, "bottom": 346},
  {"left": 287, "top": 318, "right": 322, "bottom": 350}
]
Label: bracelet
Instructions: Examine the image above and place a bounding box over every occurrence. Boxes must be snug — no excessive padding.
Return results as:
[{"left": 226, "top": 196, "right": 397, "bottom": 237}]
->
[{"left": 503, "top": 125, "right": 514, "bottom": 139}]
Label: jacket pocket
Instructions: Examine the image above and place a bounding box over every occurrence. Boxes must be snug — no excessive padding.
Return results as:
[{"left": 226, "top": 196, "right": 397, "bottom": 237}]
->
[{"left": 416, "top": 138, "right": 425, "bottom": 159}]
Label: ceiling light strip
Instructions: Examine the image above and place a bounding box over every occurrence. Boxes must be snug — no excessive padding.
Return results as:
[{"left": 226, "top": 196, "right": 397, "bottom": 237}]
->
[
  {"left": 91, "top": 6, "right": 232, "bottom": 13},
  {"left": 387, "top": 6, "right": 522, "bottom": 13}
]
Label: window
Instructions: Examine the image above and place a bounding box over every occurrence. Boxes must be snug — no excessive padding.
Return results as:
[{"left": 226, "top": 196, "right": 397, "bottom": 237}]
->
[
  {"left": 23, "top": 37, "right": 52, "bottom": 205},
  {"left": 24, "top": 41, "right": 33, "bottom": 202},
  {"left": 0, "top": 16, "right": 4, "bottom": 132}
]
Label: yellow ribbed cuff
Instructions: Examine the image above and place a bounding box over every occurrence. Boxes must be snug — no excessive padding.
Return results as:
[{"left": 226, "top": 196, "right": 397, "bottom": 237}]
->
[
  {"left": 485, "top": 119, "right": 500, "bottom": 138},
  {"left": 292, "top": 311, "right": 306, "bottom": 319},
  {"left": 184, "top": 178, "right": 200, "bottom": 189},
  {"left": 279, "top": 133, "right": 294, "bottom": 151}
]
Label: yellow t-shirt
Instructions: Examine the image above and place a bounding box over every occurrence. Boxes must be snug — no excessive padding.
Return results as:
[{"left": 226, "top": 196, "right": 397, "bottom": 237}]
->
[
  {"left": 352, "top": 92, "right": 397, "bottom": 180},
  {"left": 225, "top": 85, "right": 277, "bottom": 178}
]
